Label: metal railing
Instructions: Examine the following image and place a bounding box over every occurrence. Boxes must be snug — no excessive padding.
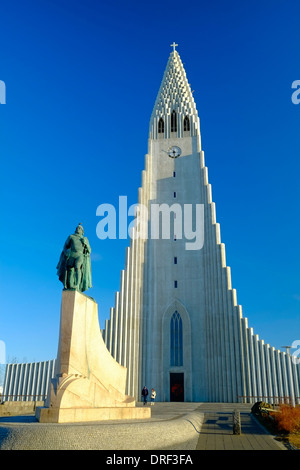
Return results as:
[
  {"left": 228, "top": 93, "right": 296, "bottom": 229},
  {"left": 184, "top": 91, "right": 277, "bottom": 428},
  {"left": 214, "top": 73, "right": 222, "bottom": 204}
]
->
[
  {"left": 238, "top": 395, "right": 300, "bottom": 405},
  {"left": 0, "top": 394, "right": 47, "bottom": 402}
]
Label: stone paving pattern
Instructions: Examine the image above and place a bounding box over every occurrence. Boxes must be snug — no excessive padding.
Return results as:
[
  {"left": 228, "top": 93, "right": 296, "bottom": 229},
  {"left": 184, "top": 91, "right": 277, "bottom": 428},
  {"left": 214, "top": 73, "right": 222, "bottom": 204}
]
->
[
  {"left": 195, "top": 405, "right": 285, "bottom": 450},
  {"left": 0, "top": 403, "right": 287, "bottom": 450}
]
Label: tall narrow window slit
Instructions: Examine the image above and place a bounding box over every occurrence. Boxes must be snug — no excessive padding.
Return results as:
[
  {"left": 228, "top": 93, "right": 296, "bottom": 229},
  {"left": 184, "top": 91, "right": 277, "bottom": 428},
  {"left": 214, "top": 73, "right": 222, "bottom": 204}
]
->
[
  {"left": 170, "top": 311, "right": 183, "bottom": 366},
  {"left": 183, "top": 116, "right": 190, "bottom": 132},
  {"left": 171, "top": 110, "right": 177, "bottom": 132},
  {"left": 158, "top": 118, "right": 164, "bottom": 134}
]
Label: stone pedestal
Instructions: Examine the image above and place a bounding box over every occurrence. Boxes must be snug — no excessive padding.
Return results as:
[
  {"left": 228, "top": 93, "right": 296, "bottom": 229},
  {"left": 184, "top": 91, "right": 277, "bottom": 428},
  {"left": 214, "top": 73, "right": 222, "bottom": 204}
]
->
[{"left": 36, "top": 290, "right": 151, "bottom": 423}]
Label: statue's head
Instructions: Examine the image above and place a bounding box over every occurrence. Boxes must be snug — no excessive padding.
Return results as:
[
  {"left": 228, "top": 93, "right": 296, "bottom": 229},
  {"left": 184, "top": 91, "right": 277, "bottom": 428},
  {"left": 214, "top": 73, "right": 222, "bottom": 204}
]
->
[{"left": 75, "top": 223, "right": 84, "bottom": 236}]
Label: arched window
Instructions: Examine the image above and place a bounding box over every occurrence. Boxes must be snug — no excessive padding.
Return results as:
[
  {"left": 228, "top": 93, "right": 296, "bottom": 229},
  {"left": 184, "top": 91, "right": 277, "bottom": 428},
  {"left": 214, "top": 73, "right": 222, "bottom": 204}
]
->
[
  {"left": 170, "top": 311, "right": 183, "bottom": 366},
  {"left": 171, "top": 110, "right": 177, "bottom": 132},
  {"left": 158, "top": 117, "right": 164, "bottom": 134},
  {"left": 183, "top": 116, "right": 190, "bottom": 132}
]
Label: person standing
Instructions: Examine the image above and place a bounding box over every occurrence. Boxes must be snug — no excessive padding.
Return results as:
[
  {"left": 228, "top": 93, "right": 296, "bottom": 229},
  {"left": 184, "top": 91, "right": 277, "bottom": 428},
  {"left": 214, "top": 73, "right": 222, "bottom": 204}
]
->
[
  {"left": 141, "top": 386, "right": 148, "bottom": 405},
  {"left": 150, "top": 388, "right": 156, "bottom": 405}
]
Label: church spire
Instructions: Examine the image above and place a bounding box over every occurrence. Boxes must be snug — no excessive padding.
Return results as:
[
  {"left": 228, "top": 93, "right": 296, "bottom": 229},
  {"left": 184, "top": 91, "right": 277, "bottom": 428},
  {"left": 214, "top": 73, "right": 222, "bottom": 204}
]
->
[{"left": 149, "top": 44, "right": 200, "bottom": 140}]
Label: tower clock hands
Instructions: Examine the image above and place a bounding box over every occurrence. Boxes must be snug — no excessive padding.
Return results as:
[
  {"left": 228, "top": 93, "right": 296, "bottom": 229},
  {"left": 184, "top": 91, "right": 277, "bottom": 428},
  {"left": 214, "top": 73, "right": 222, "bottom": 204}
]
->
[
  {"left": 167, "top": 146, "right": 181, "bottom": 158},
  {"left": 161, "top": 147, "right": 181, "bottom": 158}
]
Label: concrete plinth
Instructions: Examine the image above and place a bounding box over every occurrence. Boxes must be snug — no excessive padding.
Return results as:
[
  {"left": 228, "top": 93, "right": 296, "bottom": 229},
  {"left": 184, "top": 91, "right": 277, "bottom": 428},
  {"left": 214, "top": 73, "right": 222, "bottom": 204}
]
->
[
  {"left": 36, "top": 290, "right": 150, "bottom": 423},
  {"left": 36, "top": 405, "right": 150, "bottom": 424}
]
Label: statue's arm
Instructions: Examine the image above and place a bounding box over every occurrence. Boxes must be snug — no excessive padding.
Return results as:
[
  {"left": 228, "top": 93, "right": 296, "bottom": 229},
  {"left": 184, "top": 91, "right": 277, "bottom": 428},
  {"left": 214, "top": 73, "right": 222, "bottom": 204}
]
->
[
  {"left": 63, "top": 236, "right": 71, "bottom": 254},
  {"left": 82, "top": 237, "right": 91, "bottom": 254}
]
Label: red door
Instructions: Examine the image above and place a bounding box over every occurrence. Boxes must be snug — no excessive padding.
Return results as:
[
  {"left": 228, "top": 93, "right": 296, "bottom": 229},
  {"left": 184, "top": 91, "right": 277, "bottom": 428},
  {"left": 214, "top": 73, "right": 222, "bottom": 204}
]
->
[{"left": 170, "top": 373, "right": 184, "bottom": 401}]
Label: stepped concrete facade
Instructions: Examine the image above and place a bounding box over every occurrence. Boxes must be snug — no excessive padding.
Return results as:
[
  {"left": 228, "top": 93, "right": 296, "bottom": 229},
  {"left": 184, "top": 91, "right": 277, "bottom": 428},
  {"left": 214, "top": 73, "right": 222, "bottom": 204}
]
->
[
  {"left": 2, "top": 359, "right": 55, "bottom": 401},
  {"left": 3, "top": 46, "right": 299, "bottom": 407},
  {"left": 102, "top": 45, "right": 300, "bottom": 404}
]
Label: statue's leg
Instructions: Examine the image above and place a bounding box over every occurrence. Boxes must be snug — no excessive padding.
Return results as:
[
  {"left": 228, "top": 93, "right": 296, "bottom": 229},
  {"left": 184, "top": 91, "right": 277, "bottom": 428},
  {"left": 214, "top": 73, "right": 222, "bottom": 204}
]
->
[
  {"left": 75, "top": 255, "right": 84, "bottom": 290},
  {"left": 66, "top": 257, "right": 75, "bottom": 289}
]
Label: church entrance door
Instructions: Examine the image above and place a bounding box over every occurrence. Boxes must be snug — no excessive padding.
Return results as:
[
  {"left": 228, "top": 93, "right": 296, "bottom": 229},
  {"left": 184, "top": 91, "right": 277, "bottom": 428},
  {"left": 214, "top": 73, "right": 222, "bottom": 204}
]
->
[{"left": 170, "top": 373, "right": 184, "bottom": 401}]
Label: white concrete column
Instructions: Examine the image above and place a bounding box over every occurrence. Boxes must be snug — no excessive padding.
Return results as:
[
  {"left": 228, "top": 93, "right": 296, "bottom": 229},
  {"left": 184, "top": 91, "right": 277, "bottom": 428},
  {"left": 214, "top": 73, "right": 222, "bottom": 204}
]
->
[
  {"left": 275, "top": 350, "right": 284, "bottom": 402},
  {"left": 116, "top": 271, "right": 125, "bottom": 364},
  {"left": 269, "top": 347, "right": 279, "bottom": 403},
  {"left": 285, "top": 353, "right": 296, "bottom": 406},
  {"left": 280, "top": 352, "right": 289, "bottom": 401},
  {"left": 253, "top": 335, "right": 262, "bottom": 400},
  {"left": 264, "top": 344, "right": 273, "bottom": 403},
  {"left": 246, "top": 328, "right": 256, "bottom": 402}
]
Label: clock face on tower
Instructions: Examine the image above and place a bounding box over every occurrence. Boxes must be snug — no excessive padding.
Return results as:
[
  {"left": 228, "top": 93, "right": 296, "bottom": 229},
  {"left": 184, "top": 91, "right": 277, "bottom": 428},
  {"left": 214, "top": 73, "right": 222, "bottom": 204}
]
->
[{"left": 167, "top": 146, "right": 181, "bottom": 158}]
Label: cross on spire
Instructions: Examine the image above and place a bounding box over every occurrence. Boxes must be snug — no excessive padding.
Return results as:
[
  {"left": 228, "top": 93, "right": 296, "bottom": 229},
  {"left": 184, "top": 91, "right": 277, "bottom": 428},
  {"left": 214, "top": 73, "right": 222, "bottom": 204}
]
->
[{"left": 170, "top": 42, "right": 178, "bottom": 53}]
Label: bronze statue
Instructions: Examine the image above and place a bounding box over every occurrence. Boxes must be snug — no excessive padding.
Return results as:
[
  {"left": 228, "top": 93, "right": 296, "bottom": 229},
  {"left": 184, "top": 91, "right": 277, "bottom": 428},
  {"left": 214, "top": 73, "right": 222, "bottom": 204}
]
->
[{"left": 57, "top": 223, "right": 92, "bottom": 292}]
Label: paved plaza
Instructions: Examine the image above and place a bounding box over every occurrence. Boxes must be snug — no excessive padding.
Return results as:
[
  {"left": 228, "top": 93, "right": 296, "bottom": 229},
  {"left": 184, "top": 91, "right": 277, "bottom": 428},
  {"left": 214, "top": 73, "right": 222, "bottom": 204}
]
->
[{"left": 0, "top": 402, "right": 287, "bottom": 451}]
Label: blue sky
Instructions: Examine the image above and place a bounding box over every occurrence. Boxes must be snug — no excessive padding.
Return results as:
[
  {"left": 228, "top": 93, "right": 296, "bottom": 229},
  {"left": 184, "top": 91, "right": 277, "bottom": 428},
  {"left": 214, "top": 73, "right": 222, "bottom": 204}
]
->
[{"left": 0, "top": 0, "right": 299, "bottom": 368}]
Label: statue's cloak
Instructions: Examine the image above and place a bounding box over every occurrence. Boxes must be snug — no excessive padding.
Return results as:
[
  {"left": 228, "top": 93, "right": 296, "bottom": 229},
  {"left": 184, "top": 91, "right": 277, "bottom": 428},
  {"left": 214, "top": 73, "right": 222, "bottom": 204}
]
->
[
  {"left": 81, "top": 253, "right": 92, "bottom": 291},
  {"left": 56, "top": 245, "right": 92, "bottom": 292},
  {"left": 56, "top": 250, "right": 68, "bottom": 286}
]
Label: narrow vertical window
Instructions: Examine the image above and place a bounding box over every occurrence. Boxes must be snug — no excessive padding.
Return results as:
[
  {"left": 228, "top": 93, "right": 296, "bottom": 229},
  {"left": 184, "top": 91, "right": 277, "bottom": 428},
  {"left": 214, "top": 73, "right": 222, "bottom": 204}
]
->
[
  {"left": 171, "top": 110, "right": 177, "bottom": 132},
  {"left": 170, "top": 311, "right": 183, "bottom": 366},
  {"left": 174, "top": 280, "right": 178, "bottom": 288},
  {"left": 183, "top": 116, "right": 190, "bottom": 131},
  {"left": 173, "top": 171, "right": 176, "bottom": 177},
  {"left": 174, "top": 257, "right": 177, "bottom": 264},
  {"left": 173, "top": 191, "right": 176, "bottom": 198},
  {"left": 158, "top": 117, "right": 164, "bottom": 134}
]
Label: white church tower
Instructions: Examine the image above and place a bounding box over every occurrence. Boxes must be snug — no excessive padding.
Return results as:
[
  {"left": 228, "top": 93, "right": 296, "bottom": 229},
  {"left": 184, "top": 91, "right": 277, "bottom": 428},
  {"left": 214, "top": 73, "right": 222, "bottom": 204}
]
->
[{"left": 102, "top": 44, "right": 300, "bottom": 403}]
